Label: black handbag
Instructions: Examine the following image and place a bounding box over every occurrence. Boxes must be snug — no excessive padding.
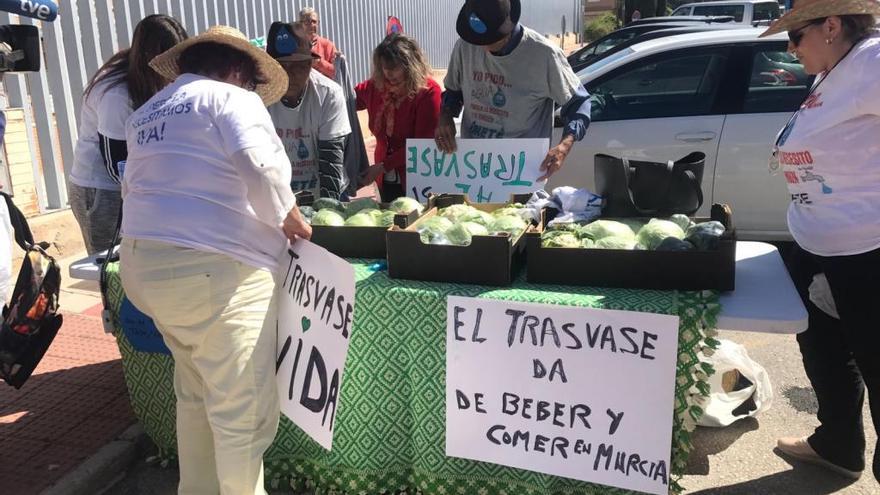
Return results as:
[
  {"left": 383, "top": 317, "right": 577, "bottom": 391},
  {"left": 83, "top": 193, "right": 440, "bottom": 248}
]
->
[
  {"left": 595, "top": 152, "right": 706, "bottom": 217},
  {"left": 0, "top": 192, "right": 62, "bottom": 389}
]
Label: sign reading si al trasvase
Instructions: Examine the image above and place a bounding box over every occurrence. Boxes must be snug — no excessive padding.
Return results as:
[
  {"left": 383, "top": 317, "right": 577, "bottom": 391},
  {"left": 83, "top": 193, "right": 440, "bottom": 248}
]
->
[
  {"left": 276, "top": 241, "right": 356, "bottom": 450},
  {"left": 405, "top": 138, "right": 548, "bottom": 203},
  {"left": 446, "top": 297, "right": 680, "bottom": 495}
]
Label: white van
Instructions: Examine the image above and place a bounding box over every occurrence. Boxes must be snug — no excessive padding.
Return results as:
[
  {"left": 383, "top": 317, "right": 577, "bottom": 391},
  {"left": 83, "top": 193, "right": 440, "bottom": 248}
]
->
[{"left": 671, "top": 0, "right": 781, "bottom": 25}]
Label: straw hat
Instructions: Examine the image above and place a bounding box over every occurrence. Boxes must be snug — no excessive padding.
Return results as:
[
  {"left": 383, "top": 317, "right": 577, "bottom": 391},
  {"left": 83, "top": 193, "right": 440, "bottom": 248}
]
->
[
  {"left": 761, "top": 0, "right": 880, "bottom": 37},
  {"left": 150, "top": 25, "right": 288, "bottom": 105}
]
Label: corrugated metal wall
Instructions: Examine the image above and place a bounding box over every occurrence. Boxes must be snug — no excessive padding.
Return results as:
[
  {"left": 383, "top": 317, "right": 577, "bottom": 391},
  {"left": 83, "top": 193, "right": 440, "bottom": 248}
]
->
[{"left": 0, "top": 0, "right": 581, "bottom": 210}]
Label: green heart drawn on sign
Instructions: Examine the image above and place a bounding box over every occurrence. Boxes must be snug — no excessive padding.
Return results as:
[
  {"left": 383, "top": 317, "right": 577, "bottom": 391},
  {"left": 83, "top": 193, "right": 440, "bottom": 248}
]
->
[{"left": 301, "top": 316, "right": 311, "bottom": 333}]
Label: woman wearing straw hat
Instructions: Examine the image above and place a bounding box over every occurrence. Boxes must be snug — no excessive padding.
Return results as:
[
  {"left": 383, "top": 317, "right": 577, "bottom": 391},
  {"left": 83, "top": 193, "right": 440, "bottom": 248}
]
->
[
  {"left": 761, "top": 0, "right": 880, "bottom": 481},
  {"left": 118, "top": 26, "right": 311, "bottom": 494}
]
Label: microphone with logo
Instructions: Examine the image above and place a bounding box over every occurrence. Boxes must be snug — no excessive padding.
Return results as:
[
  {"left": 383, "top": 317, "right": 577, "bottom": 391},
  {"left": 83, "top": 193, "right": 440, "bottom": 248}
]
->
[{"left": 0, "top": 0, "right": 57, "bottom": 73}]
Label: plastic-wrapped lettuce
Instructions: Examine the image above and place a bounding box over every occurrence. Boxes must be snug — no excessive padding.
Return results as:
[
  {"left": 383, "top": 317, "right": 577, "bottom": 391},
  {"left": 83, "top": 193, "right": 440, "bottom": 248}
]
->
[
  {"left": 594, "top": 236, "right": 637, "bottom": 250},
  {"left": 579, "top": 220, "right": 636, "bottom": 241},
  {"left": 313, "top": 198, "right": 346, "bottom": 213},
  {"left": 312, "top": 209, "right": 346, "bottom": 226},
  {"left": 542, "top": 232, "right": 580, "bottom": 248},
  {"left": 686, "top": 221, "right": 726, "bottom": 250},
  {"left": 439, "top": 204, "right": 479, "bottom": 222},
  {"left": 636, "top": 219, "right": 686, "bottom": 250},
  {"left": 445, "top": 221, "right": 489, "bottom": 246},
  {"left": 344, "top": 213, "right": 378, "bottom": 227},
  {"left": 389, "top": 197, "right": 424, "bottom": 215},
  {"left": 461, "top": 209, "right": 495, "bottom": 226},
  {"left": 488, "top": 215, "right": 527, "bottom": 236},
  {"left": 358, "top": 208, "right": 384, "bottom": 222},
  {"left": 581, "top": 238, "right": 595, "bottom": 249},
  {"left": 378, "top": 210, "right": 398, "bottom": 228},
  {"left": 345, "top": 198, "right": 380, "bottom": 217},
  {"left": 656, "top": 237, "right": 696, "bottom": 251},
  {"left": 669, "top": 214, "right": 694, "bottom": 232},
  {"left": 299, "top": 206, "right": 315, "bottom": 219},
  {"left": 417, "top": 216, "right": 454, "bottom": 244}
]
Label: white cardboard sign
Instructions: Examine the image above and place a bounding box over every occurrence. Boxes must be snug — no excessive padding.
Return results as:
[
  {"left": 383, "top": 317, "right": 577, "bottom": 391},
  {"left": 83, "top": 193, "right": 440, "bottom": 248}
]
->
[
  {"left": 446, "top": 296, "right": 680, "bottom": 495},
  {"left": 405, "top": 138, "right": 548, "bottom": 203},
  {"left": 275, "top": 240, "right": 356, "bottom": 450}
]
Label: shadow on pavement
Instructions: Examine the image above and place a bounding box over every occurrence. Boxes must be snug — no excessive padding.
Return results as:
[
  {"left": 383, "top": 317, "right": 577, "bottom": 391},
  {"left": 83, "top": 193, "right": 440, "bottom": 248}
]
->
[
  {"left": 686, "top": 418, "right": 760, "bottom": 476},
  {"left": 688, "top": 461, "right": 859, "bottom": 495}
]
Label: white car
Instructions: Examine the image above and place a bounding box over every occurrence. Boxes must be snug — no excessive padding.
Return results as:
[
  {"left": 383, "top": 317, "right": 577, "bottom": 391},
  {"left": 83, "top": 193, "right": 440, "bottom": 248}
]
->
[
  {"left": 549, "top": 29, "right": 813, "bottom": 241},
  {"left": 671, "top": 0, "right": 782, "bottom": 25}
]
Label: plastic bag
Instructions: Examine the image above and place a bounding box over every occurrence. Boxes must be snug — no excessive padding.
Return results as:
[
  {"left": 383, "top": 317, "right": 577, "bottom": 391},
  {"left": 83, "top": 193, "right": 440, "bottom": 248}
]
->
[
  {"left": 809, "top": 273, "right": 839, "bottom": 319},
  {"left": 697, "top": 339, "right": 773, "bottom": 427}
]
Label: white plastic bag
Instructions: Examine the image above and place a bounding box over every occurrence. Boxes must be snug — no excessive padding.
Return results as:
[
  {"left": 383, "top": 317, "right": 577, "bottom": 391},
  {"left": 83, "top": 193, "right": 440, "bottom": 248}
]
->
[
  {"left": 809, "top": 273, "right": 839, "bottom": 319},
  {"left": 698, "top": 339, "right": 774, "bottom": 427}
]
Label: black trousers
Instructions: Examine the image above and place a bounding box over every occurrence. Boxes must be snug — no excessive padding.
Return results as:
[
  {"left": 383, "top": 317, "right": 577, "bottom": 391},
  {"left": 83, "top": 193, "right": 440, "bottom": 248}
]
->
[
  {"left": 379, "top": 182, "right": 404, "bottom": 203},
  {"left": 785, "top": 244, "right": 880, "bottom": 478}
]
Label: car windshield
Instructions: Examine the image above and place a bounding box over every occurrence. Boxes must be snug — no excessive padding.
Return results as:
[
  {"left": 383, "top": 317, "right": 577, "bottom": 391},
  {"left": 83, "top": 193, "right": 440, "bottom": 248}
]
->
[
  {"left": 693, "top": 5, "right": 745, "bottom": 21},
  {"left": 579, "top": 48, "right": 635, "bottom": 81}
]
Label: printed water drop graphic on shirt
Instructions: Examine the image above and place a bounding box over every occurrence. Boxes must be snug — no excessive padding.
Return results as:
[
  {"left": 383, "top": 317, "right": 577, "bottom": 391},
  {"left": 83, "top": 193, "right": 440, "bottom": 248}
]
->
[
  {"left": 492, "top": 87, "right": 507, "bottom": 108},
  {"left": 822, "top": 183, "right": 833, "bottom": 194},
  {"left": 297, "top": 139, "right": 309, "bottom": 159}
]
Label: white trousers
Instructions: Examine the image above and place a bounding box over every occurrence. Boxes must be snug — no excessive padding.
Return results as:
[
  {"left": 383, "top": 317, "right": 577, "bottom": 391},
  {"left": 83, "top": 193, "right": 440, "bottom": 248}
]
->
[{"left": 120, "top": 238, "right": 279, "bottom": 495}]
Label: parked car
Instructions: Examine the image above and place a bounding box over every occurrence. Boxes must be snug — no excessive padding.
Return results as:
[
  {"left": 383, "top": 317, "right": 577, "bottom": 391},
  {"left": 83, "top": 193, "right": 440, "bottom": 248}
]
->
[
  {"left": 550, "top": 29, "right": 815, "bottom": 240},
  {"left": 626, "top": 15, "right": 736, "bottom": 26},
  {"left": 671, "top": 0, "right": 782, "bottom": 25},
  {"left": 569, "top": 21, "right": 746, "bottom": 72}
]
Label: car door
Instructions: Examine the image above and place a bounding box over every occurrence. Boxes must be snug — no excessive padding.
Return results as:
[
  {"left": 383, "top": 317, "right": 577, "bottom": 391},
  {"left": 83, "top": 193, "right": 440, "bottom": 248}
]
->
[
  {"left": 713, "top": 42, "right": 814, "bottom": 239},
  {"left": 549, "top": 45, "right": 733, "bottom": 218}
]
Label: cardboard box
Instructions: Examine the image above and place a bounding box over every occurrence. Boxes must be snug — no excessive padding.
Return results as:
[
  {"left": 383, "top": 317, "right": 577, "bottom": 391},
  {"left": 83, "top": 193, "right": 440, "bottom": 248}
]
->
[
  {"left": 525, "top": 208, "right": 736, "bottom": 291},
  {"left": 303, "top": 198, "right": 421, "bottom": 259},
  {"left": 386, "top": 194, "right": 531, "bottom": 286}
]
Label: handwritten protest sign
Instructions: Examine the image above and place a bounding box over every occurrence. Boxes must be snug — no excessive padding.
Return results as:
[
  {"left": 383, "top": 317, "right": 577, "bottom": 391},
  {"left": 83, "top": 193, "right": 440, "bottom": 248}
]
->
[
  {"left": 276, "top": 241, "right": 356, "bottom": 450},
  {"left": 405, "top": 138, "right": 548, "bottom": 203},
  {"left": 446, "top": 297, "right": 680, "bottom": 495}
]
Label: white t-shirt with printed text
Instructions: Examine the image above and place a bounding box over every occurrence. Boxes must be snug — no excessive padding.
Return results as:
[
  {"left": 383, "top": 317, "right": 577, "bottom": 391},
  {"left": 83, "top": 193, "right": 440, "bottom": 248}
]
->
[
  {"left": 121, "top": 74, "right": 294, "bottom": 271},
  {"left": 267, "top": 70, "right": 351, "bottom": 197},
  {"left": 70, "top": 77, "right": 131, "bottom": 191},
  {"left": 779, "top": 33, "right": 880, "bottom": 256}
]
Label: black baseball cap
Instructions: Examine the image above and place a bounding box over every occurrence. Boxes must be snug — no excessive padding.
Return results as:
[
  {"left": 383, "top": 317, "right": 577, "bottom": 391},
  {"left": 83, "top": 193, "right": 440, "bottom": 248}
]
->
[{"left": 456, "top": 0, "right": 522, "bottom": 46}]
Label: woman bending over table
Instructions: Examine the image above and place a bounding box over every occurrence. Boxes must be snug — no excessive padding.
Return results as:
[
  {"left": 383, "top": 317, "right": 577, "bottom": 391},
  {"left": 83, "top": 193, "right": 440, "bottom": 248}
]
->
[{"left": 118, "top": 26, "right": 311, "bottom": 494}]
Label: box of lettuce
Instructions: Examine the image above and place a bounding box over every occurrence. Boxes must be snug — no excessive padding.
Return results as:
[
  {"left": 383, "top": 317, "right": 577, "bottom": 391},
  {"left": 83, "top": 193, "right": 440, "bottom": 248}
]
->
[
  {"left": 386, "top": 194, "right": 534, "bottom": 286},
  {"left": 303, "top": 197, "right": 424, "bottom": 259},
  {"left": 525, "top": 204, "right": 737, "bottom": 291}
]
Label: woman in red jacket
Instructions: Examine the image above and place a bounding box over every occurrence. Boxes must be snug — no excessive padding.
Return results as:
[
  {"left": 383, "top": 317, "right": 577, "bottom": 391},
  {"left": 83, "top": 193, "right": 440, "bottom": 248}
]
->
[{"left": 356, "top": 34, "right": 441, "bottom": 201}]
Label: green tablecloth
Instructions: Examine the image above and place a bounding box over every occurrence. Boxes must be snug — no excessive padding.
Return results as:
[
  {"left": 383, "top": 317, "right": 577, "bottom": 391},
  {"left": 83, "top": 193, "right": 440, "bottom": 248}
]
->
[{"left": 106, "top": 262, "right": 719, "bottom": 495}]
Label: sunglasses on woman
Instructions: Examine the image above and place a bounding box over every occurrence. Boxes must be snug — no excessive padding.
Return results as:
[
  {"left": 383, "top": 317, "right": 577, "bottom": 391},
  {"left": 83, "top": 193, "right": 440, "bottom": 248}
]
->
[{"left": 788, "top": 17, "right": 826, "bottom": 46}]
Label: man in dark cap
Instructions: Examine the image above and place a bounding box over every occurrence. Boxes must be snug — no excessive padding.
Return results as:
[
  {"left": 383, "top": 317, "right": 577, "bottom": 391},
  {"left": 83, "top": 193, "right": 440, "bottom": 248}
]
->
[
  {"left": 266, "top": 21, "right": 351, "bottom": 200},
  {"left": 435, "top": 0, "right": 591, "bottom": 181}
]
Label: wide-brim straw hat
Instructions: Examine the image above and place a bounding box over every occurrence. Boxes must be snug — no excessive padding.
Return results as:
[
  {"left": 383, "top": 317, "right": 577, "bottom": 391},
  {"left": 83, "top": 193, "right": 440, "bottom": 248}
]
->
[
  {"left": 761, "top": 0, "right": 880, "bottom": 37},
  {"left": 150, "top": 25, "right": 288, "bottom": 105}
]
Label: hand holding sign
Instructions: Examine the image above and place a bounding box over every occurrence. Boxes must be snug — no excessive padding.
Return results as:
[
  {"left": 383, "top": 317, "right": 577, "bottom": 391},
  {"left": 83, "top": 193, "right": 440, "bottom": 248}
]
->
[{"left": 406, "top": 138, "right": 549, "bottom": 203}]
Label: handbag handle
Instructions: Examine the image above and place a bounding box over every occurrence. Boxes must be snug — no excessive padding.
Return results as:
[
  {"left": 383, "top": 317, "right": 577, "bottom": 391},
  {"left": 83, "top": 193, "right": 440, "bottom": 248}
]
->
[{"left": 620, "top": 156, "right": 704, "bottom": 216}]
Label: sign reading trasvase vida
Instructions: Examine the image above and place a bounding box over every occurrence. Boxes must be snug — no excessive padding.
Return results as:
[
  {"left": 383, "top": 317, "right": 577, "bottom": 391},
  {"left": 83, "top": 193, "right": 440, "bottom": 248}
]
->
[
  {"left": 275, "top": 240, "right": 356, "bottom": 450},
  {"left": 445, "top": 297, "right": 680, "bottom": 495},
  {"left": 405, "top": 138, "right": 549, "bottom": 203}
]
